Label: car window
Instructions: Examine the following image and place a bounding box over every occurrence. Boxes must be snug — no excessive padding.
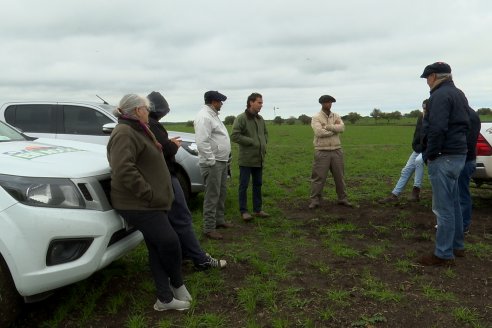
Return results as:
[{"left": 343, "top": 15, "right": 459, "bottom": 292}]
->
[
  {"left": 5, "top": 105, "right": 54, "bottom": 133},
  {"left": 0, "top": 120, "right": 26, "bottom": 141},
  {"left": 62, "top": 106, "right": 113, "bottom": 135}
]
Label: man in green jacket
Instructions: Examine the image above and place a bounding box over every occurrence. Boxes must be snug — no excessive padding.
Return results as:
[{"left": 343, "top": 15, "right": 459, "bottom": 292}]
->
[{"left": 231, "top": 93, "right": 269, "bottom": 221}]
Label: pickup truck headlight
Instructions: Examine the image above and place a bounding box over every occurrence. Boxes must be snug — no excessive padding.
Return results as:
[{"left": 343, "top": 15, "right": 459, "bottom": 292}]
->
[
  {"left": 0, "top": 174, "right": 85, "bottom": 208},
  {"left": 181, "top": 141, "right": 199, "bottom": 156}
]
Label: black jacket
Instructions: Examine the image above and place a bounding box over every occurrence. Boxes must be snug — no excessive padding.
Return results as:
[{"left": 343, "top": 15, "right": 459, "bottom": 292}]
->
[
  {"left": 148, "top": 117, "right": 179, "bottom": 175},
  {"left": 422, "top": 80, "right": 470, "bottom": 162},
  {"left": 466, "top": 108, "right": 481, "bottom": 161},
  {"left": 412, "top": 115, "right": 424, "bottom": 153}
]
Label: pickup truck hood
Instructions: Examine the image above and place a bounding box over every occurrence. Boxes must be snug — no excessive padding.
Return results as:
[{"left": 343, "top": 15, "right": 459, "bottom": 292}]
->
[{"left": 0, "top": 138, "right": 109, "bottom": 178}]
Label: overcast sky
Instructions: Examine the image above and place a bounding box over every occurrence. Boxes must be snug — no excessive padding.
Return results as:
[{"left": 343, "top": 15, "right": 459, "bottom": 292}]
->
[{"left": 1, "top": 0, "right": 492, "bottom": 122}]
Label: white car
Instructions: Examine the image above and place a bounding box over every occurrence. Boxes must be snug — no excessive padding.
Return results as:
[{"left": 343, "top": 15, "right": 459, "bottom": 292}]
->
[
  {"left": 0, "top": 121, "right": 143, "bottom": 326},
  {"left": 473, "top": 122, "right": 492, "bottom": 186},
  {"left": 0, "top": 101, "right": 204, "bottom": 200}
]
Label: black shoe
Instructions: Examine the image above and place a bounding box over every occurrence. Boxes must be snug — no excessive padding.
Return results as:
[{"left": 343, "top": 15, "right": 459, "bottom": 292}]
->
[{"left": 195, "top": 254, "right": 227, "bottom": 270}]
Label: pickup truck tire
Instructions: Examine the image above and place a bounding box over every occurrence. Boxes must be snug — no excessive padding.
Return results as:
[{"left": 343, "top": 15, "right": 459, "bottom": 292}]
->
[
  {"left": 175, "top": 169, "right": 191, "bottom": 203},
  {"left": 0, "top": 256, "right": 22, "bottom": 326}
]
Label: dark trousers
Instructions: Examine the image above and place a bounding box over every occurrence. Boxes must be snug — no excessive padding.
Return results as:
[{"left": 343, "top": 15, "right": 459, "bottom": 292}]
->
[
  {"left": 168, "top": 176, "right": 208, "bottom": 265},
  {"left": 117, "top": 209, "right": 183, "bottom": 303},
  {"left": 239, "top": 166, "right": 263, "bottom": 213}
]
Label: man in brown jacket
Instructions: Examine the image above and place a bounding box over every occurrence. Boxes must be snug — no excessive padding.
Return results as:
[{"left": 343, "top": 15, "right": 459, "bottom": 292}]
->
[{"left": 309, "top": 95, "right": 352, "bottom": 209}]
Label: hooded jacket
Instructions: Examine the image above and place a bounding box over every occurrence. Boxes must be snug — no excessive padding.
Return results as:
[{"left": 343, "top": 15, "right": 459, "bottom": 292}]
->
[
  {"left": 231, "top": 109, "right": 268, "bottom": 167},
  {"left": 107, "top": 118, "right": 174, "bottom": 211},
  {"left": 148, "top": 117, "right": 179, "bottom": 175}
]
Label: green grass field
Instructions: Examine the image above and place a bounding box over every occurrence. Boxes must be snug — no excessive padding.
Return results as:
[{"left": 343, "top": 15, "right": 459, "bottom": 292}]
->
[{"left": 17, "top": 123, "right": 492, "bottom": 328}]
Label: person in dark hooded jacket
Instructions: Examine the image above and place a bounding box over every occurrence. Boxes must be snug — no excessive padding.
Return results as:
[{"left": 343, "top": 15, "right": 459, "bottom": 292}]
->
[{"left": 146, "top": 91, "right": 226, "bottom": 270}]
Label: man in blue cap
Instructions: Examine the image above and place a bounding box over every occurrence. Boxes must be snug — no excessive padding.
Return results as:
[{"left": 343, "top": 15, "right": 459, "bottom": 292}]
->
[
  {"left": 418, "top": 62, "right": 470, "bottom": 266},
  {"left": 194, "top": 91, "right": 233, "bottom": 240}
]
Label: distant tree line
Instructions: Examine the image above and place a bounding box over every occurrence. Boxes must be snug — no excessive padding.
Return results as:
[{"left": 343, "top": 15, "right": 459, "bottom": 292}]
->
[
  {"left": 477, "top": 108, "right": 492, "bottom": 115},
  {"left": 190, "top": 107, "right": 492, "bottom": 127}
]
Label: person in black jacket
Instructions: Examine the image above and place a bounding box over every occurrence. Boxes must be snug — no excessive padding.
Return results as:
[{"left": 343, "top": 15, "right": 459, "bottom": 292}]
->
[
  {"left": 458, "top": 107, "right": 481, "bottom": 233},
  {"left": 379, "top": 99, "right": 427, "bottom": 203},
  {"left": 146, "top": 91, "right": 226, "bottom": 270},
  {"left": 417, "top": 62, "right": 470, "bottom": 266}
]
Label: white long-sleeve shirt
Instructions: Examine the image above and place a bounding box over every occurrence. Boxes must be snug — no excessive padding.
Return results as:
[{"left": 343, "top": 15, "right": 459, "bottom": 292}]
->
[{"left": 194, "top": 105, "right": 231, "bottom": 166}]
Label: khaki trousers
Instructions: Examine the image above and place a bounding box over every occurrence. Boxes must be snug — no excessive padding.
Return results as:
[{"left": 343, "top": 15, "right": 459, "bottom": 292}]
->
[
  {"left": 310, "top": 149, "right": 347, "bottom": 203},
  {"left": 200, "top": 161, "right": 228, "bottom": 233}
]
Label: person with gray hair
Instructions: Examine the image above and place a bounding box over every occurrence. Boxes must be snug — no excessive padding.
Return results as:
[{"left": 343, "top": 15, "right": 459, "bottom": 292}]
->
[
  {"left": 107, "top": 94, "right": 192, "bottom": 311},
  {"left": 417, "top": 62, "right": 470, "bottom": 266}
]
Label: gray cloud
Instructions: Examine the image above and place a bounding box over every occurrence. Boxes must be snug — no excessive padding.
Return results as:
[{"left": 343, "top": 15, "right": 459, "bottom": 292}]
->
[{"left": 1, "top": 0, "right": 492, "bottom": 122}]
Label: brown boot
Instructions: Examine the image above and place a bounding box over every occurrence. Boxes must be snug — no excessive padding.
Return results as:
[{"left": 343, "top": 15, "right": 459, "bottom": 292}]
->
[
  {"left": 418, "top": 253, "right": 455, "bottom": 266},
  {"left": 409, "top": 186, "right": 420, "bottom": 202},
  {"left": 378, "top": 193, "right": 399, "bottom": 204}
]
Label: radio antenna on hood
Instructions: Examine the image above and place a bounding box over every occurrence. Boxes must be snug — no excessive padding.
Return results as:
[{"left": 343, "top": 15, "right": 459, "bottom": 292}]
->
[{"left": 96, "top": 95, "right": 109, "bottom": 105}]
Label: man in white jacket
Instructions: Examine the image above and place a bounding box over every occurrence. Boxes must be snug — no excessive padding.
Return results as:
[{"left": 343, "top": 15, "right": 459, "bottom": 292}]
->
[
  {"left": 194, "top": 91, "right": 233, "bottom": 240},
  {"left": 309, "top": 95, "right": 352, "bottom": 209}
]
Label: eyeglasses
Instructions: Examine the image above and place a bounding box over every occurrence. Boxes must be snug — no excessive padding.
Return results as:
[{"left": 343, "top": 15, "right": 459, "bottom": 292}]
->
[{"left": 136, "top": 106, "right": 150, "bottom": 112}]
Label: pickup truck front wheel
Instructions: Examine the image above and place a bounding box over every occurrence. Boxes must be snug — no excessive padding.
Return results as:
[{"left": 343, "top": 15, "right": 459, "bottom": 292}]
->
[{"left": 0, "top": 256, "right": 22, "bottom": 326}]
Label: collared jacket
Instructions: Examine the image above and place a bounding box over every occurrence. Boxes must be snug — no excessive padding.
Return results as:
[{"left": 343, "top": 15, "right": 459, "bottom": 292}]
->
[
  {"left": 422, "top": 80, "right": 470, "bottom": 162},
  {"left": 194, "top": 104, "right": 231, "bottom": 166},
  {"left": 231, "top": 109, "right": 268, "bottom": 167},
  {"left": 311, "top": 110, "right": 345, "bottom": 150},
  {"left": 107, "top": 119, "right": 174, "bottom": 211}
]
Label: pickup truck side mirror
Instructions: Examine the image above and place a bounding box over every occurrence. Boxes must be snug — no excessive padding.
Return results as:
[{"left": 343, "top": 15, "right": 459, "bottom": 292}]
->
[{"left": 102, "top": 123, "right": 117, "bottom": 134}]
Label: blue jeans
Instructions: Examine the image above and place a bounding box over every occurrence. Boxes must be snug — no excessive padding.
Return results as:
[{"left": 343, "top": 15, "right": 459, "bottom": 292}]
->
[
  {"left": 239, "top": 166, "right": 263, "bottom": 213},
  {"left": 428, "top": 154, "right": 466, "bottom": 259},
  {"left": 392, "top": 151, "right": 424, "bottom": 195},
  {"left": 458, "top": 160, "right": 476, "bottom": 232}
]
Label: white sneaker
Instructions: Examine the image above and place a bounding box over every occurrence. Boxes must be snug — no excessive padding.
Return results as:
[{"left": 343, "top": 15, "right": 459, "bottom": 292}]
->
[
  {"left": 171, "top": 284, "right": 192, "bottom": 302},
  {"left": 154, "top": 298, "right": 190, "bottom": 311}
]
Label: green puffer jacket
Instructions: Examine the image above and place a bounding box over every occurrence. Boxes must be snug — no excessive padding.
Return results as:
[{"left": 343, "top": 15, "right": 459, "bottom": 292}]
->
[{"left": 231, "top": 110, "right": 268, "bottom": 167}]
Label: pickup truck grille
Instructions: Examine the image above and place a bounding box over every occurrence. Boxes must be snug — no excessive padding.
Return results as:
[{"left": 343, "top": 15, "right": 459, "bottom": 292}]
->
[{"left": 99, "top": 178, "right": 112, "bottom": 206}]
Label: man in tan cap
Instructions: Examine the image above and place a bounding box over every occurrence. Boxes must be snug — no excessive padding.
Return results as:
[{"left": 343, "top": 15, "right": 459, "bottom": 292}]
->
[{"left": 309, "top": 95, "right": 352, "bottom": 209}]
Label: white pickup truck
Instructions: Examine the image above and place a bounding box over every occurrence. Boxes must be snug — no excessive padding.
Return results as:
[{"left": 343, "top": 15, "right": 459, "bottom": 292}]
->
[{"left": 0, "top": 121, "right": 143, "bottom": 326}]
